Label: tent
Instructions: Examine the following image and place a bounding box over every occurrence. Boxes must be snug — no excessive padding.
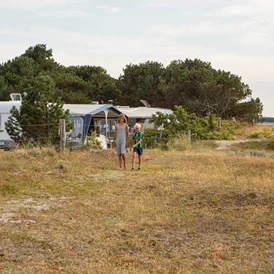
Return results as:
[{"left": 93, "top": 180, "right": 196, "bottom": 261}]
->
[{"left": 64, "top": 104, "right": 123, "bottom": 146}]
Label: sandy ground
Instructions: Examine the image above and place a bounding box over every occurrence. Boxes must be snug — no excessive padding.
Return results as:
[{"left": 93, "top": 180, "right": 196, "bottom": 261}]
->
[{"left": 215, "top": 139, "right": 249, "bottom": 150}]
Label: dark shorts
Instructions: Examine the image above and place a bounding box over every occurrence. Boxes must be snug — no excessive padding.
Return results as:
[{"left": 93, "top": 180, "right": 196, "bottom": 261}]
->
[{"left": 133, "top": 147, "right": 143, "bottom": 155}]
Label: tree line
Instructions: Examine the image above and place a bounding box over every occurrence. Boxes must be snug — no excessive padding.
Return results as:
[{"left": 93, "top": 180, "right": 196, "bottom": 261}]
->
[{"left": 0, "top": 44, "right": 263, "bottom": 122}]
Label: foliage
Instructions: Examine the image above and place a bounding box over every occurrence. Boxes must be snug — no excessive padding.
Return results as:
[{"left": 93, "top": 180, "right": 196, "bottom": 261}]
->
[
  {"left": 0, "top": 56, "right": 36, "bottom": 100},
  {"left": 150, "top": 106, "right": 240, "bottom": 144},
  {"left": 0, "top": 44, "right": 264, "bottom": 122},
  {"left": 79, "top": 132, "right": 103, "bottom": 150},
  {"left": 231, "top": 98, "right": 263, "bottom": 122},
  {"left": 163, "top": 59, "right": 262, "bottom": 120},
  {"left": 118, "top": 61, "right": 166, "bottom": 107},
  {"left": 150, "top": 106, "right": 201, "bottom": 139},
  {"left": 5, "top": 75, "right": 71, "bottom": 146},
  {"left": 267, "top": 140, "right": 274, "bottom": 150},
  {"left": 68, "top": 65, "right": 122, "bottom": 104},
  {"left": 250, "top": 128, "right": 274, "bottom": 138},
  {"left": 22, "top": 44, "right": 60, "bottom": 73},
  {"left": 201, "top": 117, "right": 241, "bottom": 140},
  {"left": 0, "top": 75, "right": 10, "bottom": 100},
  {"left": 143, "top": 128, "right": 159, "bottom": 148}
]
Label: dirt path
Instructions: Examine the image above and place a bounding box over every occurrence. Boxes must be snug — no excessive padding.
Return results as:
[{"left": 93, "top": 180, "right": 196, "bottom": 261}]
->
[{"left": 215, "top": 139, "right": 249, "bottom": 150}]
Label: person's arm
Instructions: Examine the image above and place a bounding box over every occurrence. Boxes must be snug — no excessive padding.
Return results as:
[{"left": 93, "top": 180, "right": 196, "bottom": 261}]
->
[
  {"left": 113, "top": 125, "right": 117, "bottom": 147},
  {"left": 132, "top": 139, "right": 143, "bottom": 148},
  {"left": 125, "top": 124, "right": 129, "bottom": 147}
]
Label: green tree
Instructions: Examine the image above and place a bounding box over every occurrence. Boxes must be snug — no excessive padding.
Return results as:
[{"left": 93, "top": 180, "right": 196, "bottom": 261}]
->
[
  {"left": 231, "top": 98, "right": 263, "bottom": 122},
  {"left": 150, "top": 106, "right": 240, "bottom": 141},
  {"left": 163, "top": 59, "right": 213, "bottom": 110},
  {"left": 0, "top": 75, "right": 10, "bottom": 101},
  {"left": 22, "top": 44, "right": 59, "bottom": 73},
  {"left": 163, "top": 59, "right": 262, "bottom": 121},
  {"left": 119, "top": 61, "right": 165, "bottom": 107},
  {"left": 52, "top": 70, "right": 91, "bottom": 103},
  {"left": 5, "top": 75, "right": 70, "bottom": 146},
  {"left": 67, "top": 65, "right": 122, "bottom": 104},
  {"left": 0, "top": 56, "right": 35, "bottom": 92},
  {"left": 150, "top": 106, "right": 203, "bottom": 139}
]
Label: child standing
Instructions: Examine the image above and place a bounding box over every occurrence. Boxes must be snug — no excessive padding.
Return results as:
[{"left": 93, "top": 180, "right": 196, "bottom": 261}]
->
[
  {"left": 113, "top": 114, "right": 129, "bottom": 170},
  {"left": 131, "top": 123, "right": 144, "bottom": 171}
]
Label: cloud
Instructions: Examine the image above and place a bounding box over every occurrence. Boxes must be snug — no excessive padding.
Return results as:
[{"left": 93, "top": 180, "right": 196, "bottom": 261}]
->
[
  {"left": 110, "top": 7, "right": 120, "bottom": 13},
  {"left": 0, "top": 43, "right": 30, "bottom": 62},
  {"left": 240, "top": 31, "right": 270, "bottom": 45},
  {"left": 96, "top": 6, "right": 109, "bottom": 9},
  {"left": 0, "top": 0, "right": 89, "bottom": 12},
  {"left": 237, "top": 17, "right": 274, "bottom": 46},
  {"left": 144, "top": 22, "right": 236, "bottom": 37},
  {"left": 40, "top": 9, "right": 91, "bottom": 19},
  {"left": 143, "top": 16, "right": 273, "bottom": 51},
  {"left": 208, "top": 1, "right": 274, "bottom": 17},
  {"left": 96, "top": 5, "right": 120, "bottom": 13},
  {"left": 0, "top": 0, "right": 68, "bottom": 9},
  {"left": 146, "top": 3, "right": 166, "bottom": 7},
  {"left": 208, "top": 53, "right": 274, "bottom": 83},
  {"left": 1, "top": 23, "right": 272, "bottom": 78}
]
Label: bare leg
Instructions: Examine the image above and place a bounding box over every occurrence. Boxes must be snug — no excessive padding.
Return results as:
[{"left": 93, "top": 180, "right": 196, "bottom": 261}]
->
[
  {"left": 122, "top": 154, "right": 126, "bottom": 169},
  {"left": 132, "top": 152, "right": 137, "bottom": 169},
  {"left": 118, "top": 154, "right": 123, "bottom": 170},
  {"left": 138, "top": 154, "right": 142, "bottom": 169}
]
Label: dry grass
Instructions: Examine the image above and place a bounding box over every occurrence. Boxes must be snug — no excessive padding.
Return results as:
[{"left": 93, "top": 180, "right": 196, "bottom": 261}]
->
[
  {"left": 0, "top": 143, "right": 274, "bottom": 274},
  {"left": 235, "top": 123, "right": 274, "bottom": 138}
]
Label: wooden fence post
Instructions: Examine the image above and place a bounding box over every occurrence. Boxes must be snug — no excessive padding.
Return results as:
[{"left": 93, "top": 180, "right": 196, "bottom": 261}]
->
[
  {"left": 187, "top": 130, "right": 191, "bottom": 143},
  {"left": 60, "top": 119, "right": 66, "bottom": 152},
  {"left": 218, "top": 117, "right": 222, "bottom": 128}
]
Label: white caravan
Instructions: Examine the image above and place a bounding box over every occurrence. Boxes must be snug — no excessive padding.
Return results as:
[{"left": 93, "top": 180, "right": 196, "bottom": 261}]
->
[{"left": 0, "top": 94, "right": 22, "bottom": 149}]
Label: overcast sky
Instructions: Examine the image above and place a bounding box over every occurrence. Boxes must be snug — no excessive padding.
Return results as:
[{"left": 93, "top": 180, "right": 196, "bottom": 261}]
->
[{"left": 0, "top": 0, "right": 273, "bottom": 116}]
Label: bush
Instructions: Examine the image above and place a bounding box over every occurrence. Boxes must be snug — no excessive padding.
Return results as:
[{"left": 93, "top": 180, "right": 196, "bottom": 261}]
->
[
  {"left": 76, "top": 132, "right": 103, "bottom": 150},
  {"left": 143, "top": 128, "right": 159, "bottom": 148},
  {"left": 251, "top": 129, "right": 274, "bottom": 138},
  {"left": 267, "top": 140, "right": 274, "bottom": 150},
  {"left": 150, "top": 107, "right": 240, "bottom": 143}
]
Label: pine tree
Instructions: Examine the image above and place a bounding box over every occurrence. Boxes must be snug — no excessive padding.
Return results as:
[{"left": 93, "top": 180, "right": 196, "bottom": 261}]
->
[{"left": 5, "top": 75, "right": 71, "bottom": 146}]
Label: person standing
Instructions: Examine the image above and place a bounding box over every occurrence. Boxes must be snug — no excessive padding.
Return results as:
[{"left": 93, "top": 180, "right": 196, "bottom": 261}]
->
[
  {"left": 131, "top": 123, "right": 144, "bottom": 171},
  {"left": 113, "top": 114, "right": 129, "bottom": 170}
]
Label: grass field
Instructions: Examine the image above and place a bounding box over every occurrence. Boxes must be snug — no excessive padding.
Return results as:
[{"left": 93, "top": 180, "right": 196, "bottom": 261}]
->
[{"left": 0, "top": 126, "right": 274, "bottom": 273}]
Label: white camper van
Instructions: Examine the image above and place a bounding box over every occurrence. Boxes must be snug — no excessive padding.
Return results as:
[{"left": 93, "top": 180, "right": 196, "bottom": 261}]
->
[{"left": 0, "top": 94, "right": 22, "bottom": 149}]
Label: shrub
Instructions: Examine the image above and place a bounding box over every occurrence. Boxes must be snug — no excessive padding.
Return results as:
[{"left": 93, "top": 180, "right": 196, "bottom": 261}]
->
[
  {"left": 77, "top": 132, "right": 103, "bottom": 150},
  {"left": 251, "top": 129, "right": 274, "bottom": 138},
  {"left": 143, "top": 128, "right": 160, "bottom": 148},
  {"left": 267, "top": 140, "right": 274, "bottom": 150},
  {"left": 150, "top": 107, "right": 240, "bottom": 143}
]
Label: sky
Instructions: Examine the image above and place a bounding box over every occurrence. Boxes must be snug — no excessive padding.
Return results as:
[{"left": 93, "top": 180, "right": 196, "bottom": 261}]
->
[{"left": 0, "top": 0, "right": 273, "bottom": 116}]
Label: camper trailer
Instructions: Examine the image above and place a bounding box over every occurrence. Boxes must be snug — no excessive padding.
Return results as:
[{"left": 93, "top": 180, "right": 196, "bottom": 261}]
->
[
  {"left": 0, "top": 95, "right": 173, "bottom": 149},
  {"left": 0, "top": 97, "right": 122, "bottom": 149},
  {"left": 0, "top": 94, "right": 22, "bottom": 149}
]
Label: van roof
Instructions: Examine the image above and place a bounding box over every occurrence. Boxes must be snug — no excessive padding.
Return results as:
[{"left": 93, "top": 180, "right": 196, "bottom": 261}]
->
[{"left": 0, "top": 101, "right": 21, "bottom": 113}]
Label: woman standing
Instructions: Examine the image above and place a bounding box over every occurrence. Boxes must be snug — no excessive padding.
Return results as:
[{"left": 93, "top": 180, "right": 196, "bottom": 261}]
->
[{"left": 113, "top": 114, "right": 129, "bottom": 170}]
